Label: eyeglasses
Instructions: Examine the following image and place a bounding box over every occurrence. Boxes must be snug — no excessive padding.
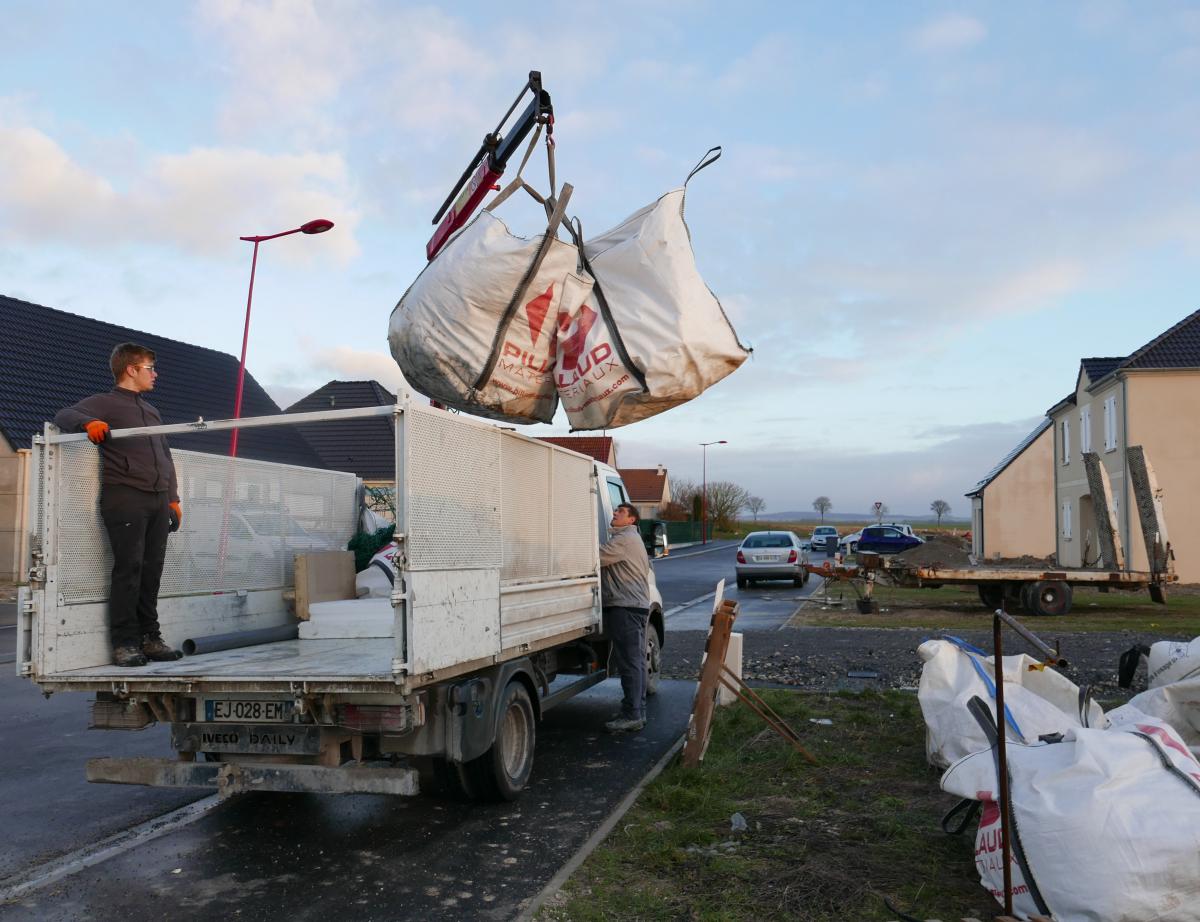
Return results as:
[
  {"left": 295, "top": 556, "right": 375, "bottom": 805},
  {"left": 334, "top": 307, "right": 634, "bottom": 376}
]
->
[{"left": 134, "top": 364, "right": 157, "bottom": 372}]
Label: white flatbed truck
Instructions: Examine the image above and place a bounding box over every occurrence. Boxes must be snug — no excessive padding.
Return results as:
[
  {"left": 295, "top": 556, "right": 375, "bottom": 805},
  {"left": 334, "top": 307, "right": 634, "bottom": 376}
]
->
[{"left": 15, "top": 400, "right": 664, "bottom": 800}]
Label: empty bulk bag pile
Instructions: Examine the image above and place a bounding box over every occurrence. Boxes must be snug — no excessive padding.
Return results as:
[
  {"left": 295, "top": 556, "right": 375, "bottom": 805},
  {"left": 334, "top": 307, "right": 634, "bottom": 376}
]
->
[
  {"left": 917, "top": 637, "right": 1106, "bottom": 769},
  {"left": 389, "top": 147, "right": 750, "bottom": 429},
  {"left": 941, "top": 715, "right": 1200, "bottom": 921}
]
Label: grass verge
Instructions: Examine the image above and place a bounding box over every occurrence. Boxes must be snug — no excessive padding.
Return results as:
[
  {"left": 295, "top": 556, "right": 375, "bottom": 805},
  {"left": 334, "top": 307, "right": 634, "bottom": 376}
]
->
[
  {"left": 536, "top": 690, "right": 993, "bottom": 922},
  {"left": 796, "top": 582, "right": 1200, "bottom": 633}
]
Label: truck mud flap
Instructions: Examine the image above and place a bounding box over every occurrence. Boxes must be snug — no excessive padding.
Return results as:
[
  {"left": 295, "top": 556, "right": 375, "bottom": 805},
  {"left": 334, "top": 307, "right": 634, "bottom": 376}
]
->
[{"left": 86, "top": 757, "right": 419, "bottom": 796}]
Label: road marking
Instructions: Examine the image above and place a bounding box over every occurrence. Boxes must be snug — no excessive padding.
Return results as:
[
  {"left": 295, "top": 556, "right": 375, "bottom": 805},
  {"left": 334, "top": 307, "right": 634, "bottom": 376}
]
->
[
  {"left": 655, "top": 541, "right": 737, "bottom": 561},
  {"left": 663, "top": 591, "right": 716, "bottom": 620},
  {"left": 516, "top": 732, "right": 687, "bottom": 922},
  {"left": 0, "top": 794, "right": 223, "bottom": 902}
]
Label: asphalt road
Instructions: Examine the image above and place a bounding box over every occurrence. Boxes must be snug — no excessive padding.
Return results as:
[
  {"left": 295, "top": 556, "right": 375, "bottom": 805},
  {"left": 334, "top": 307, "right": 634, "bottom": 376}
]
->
[{"left": 653, "top": 541, "right": 826, "bottom": 631}]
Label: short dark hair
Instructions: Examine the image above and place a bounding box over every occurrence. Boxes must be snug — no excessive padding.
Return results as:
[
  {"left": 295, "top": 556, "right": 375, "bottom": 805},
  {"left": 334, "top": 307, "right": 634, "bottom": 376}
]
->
[
  {"left": 617, "top": 503, "right": 640, "bottom": 524},
  {"left": 110, "top": 342, "right": 155, "bottom": 381}
]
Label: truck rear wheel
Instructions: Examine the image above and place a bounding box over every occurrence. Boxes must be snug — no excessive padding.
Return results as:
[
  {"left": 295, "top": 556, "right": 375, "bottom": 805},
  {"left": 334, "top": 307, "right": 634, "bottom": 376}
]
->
[{"left": 456, "top": 679, "right": 535, "bottom": 802}]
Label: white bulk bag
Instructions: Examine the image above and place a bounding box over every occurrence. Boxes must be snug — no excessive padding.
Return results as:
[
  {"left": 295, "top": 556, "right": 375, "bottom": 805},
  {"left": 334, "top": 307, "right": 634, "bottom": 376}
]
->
[
  {"left": 388, "top": 210, "right": 590, "bottom": 424},
  {"left": 917, "top": 638, "right": 1105, "bottom": 768},
  {"left": 1110, "top": 676, "right": 1200, "bottom": 757},
  {"left": 941, "top": 715, "right": 1200, "bottom": 921},
  {"left": 569, "top": 150, "right": 749, "bottom": 429},
  {"left": 1149, "top": 636, "right": 1200, "bottom": 687}
]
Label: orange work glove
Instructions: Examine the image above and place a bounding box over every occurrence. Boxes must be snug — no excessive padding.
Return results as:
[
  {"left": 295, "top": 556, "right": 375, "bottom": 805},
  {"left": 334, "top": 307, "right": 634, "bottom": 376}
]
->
[
  {"left": 168, "top": 502, "right": 182, "bottom": 533},
  {"left": 84, "top": 420, "right": 110, "bottom": 444}
]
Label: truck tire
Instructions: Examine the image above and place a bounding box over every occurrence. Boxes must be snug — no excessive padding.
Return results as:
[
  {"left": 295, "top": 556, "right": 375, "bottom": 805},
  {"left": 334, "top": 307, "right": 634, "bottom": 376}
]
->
[
  {"left": 645, "top": 624, "right": 662, "bottom": 697},
  {"left": 1029, "top": 580, "right": 1072, "bottom": 616},
  {"left": 978, "top": 584, "right": 1004, "bottom": 610},
  {"left": 457, "top": 679, "right": 536, "bottom": 802}
]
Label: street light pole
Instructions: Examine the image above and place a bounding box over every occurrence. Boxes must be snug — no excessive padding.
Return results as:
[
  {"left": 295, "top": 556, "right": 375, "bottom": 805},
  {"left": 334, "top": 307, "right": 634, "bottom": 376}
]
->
[
  {"left": 230, "top": 218, "right": 335, "bottom": 457},
  {"left": 699, "top": 439, "right": 727, "bottom": 544}
]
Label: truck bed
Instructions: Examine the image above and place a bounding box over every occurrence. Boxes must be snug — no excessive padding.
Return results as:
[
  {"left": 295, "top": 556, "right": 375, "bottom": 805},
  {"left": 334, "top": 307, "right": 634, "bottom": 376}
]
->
[{"left": 31, "top": 638, "right": 396, "bottom": 693}]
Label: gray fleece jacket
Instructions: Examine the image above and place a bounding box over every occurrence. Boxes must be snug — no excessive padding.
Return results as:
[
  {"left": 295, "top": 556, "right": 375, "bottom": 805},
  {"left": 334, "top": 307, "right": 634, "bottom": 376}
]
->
[{"left": 599, "top": 525, "right": 650, "bottom": 610}]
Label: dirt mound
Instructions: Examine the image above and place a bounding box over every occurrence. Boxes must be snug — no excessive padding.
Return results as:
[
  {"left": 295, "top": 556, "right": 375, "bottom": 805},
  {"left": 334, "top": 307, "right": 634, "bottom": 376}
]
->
[{"left": 893, "top": 534, "right": 973, "bottom": 569}]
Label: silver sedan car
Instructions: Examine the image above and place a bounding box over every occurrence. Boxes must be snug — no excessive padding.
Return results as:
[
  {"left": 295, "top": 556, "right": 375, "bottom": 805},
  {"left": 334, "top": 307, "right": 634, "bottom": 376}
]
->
[{"left": 735, "top": 531, "right": 810, "bottom": 589}]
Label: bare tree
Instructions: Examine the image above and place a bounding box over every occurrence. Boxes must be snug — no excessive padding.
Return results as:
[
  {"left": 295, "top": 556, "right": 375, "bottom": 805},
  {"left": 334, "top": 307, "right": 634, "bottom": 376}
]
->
[
  {"left": 930, "top": 499, "right": 951, "bottom": 527},
  {"left": 812, "top": 496, "right": 832, "bottom": 522},
  {"left": 705, "top": 481, "right": 751, "bottom": 531},
  {"left": 745, "top": 496, "right": 765, "bottom": 521}
]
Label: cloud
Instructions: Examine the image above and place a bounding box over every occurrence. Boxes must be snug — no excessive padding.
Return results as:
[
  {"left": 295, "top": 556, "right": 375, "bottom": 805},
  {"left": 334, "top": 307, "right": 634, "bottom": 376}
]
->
[
  {"left": 267, "top": 343, "right": 412, "bottom": 397},
  {"left": 0, "top": 118, "right": 361, "bottom": 260},
  {"left": 195, "top": 0, "right": 360, "bottom": 144},
  {"left": 910, "top": 14, "right": 987, "bottom": 52}
]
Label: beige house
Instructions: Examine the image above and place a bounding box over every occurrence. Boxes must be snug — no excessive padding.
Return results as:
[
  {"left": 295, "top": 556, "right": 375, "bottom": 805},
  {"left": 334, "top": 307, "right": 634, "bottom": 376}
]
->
[
  {"left": 1048, "top": 310, "right": 1200, "bottom": 581},
  {"left": 617, "top": 466, "right": 672, "bottom": 521},
  {"left": 966, "top": 419, "right": 1054, "bottom": 561}
]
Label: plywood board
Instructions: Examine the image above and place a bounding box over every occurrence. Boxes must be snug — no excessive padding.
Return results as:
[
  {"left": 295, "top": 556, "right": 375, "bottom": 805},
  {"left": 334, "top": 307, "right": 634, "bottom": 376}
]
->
[{"left": 295, "top": 551, "right": 356, "bottom": 621}]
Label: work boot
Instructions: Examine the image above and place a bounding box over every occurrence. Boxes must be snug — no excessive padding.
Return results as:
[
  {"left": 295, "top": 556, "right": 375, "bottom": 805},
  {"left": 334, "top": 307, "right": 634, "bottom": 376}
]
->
[
  {"left": 604, "top": 716, "right": 646, "bottom": 733},
  {"left": 142, "top": 634, "right": 181, "bottom": 662},
  {"left": 113, "top": 645, "right": 148, "bottom": 668}
]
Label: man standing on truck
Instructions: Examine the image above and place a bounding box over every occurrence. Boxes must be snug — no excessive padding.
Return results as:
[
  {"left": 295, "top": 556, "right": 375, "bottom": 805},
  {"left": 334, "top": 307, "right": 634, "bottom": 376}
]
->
[
  {"left": 600, "top": 503, "right": 651, "bottom": 732},
  {"left": 54, "top": 343, "right": 182, "bottom": 667}
]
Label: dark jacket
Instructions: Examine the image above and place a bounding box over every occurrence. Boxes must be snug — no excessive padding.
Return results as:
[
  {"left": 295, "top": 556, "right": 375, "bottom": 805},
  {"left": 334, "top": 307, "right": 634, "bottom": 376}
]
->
[{"left": 54, "top": 387, "right": 179, "bottom": 502}]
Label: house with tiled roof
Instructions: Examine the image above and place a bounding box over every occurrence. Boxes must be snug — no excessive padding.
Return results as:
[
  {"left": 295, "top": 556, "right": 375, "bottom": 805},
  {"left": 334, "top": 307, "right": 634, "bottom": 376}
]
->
[
  {"left": 1046, "top": 308, "right": 1200, "bottom": 580},
  {"left": 535, "top": 436, "right": 616, "bottom": 466},
  {"left": 618, "top": 466, "right": 672, "bottom": 521},
  {"left": 0, "top": 294, "right": 324, "bottom": 580},
  {"left": 285, "top": 381, "right": 396, "bottom": 483},
  {"left": 965, "top": 419, "right": 1054, "bottom": 561}
]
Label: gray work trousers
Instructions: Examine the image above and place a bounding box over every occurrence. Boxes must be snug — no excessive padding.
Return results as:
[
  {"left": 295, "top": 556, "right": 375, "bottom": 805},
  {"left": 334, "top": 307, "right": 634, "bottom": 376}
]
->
[{"left": 605, "top": 606, "right": 648, "bottom": 720}]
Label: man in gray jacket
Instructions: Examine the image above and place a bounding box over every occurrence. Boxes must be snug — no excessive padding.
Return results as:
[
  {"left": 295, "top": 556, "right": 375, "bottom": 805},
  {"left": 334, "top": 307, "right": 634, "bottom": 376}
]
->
[
  {"left": 600, "top": 503, "right": 651, "bottom": 732},
  {"left": 55, "top": 343, "right": 182, "bottom": 667}
]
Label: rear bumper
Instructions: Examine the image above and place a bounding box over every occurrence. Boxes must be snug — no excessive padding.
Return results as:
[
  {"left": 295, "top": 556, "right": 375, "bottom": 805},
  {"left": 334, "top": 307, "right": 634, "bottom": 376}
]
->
[
  {"left": 87, "top": 756, "right": 419, "bottom": 796},
  {"left": 736, "top": 565, "right": 803, "bottom": 580}
]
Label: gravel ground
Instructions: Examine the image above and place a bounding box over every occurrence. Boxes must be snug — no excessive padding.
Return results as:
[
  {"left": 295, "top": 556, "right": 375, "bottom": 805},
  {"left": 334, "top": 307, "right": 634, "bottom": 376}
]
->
[{"left": 662, "top": 624, "right": 1150, "bottom": 701}]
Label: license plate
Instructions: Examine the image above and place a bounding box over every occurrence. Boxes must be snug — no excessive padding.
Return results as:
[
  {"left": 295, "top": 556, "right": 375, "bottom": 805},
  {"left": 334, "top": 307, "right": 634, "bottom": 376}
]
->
[
  {"left": 204, "top": 699, "right": 295, "bottom": 723},
  {"left": 753, "top": 555, "right": 775, "bottom": 563}
]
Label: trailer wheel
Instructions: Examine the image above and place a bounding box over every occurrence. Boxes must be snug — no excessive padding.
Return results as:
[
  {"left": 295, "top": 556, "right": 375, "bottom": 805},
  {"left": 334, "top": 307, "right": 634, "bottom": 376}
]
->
[
  {"left": 978, "top": 584, "right": 1004, "bottom": 610},
  {"left": 457, "top": 680, "right": 535, "bottom": 802},
  {"left": 1029, "top": 580, "right": 1072, "bottom": 616},
  {"left": 645, "top": 624, "right": 662, "bottom": 697},
  {"left": 1019, "top": 582, "right": 1039, "bottom": 614}
]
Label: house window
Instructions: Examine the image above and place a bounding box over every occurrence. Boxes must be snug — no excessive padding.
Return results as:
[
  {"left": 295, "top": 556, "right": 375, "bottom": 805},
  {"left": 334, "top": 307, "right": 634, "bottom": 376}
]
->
[
  {"left": 1061, "top": 418, "right": 1071, "bottom": 465},
  {"left": 1080, "top": 406, "right": 1092, "bottom": 453},
  {"left": 1104, "top": 395, "right": 1117, "bottom": 452},
  {"left": 1062, "top": 500, "right": 1073, "bottom": 539}
]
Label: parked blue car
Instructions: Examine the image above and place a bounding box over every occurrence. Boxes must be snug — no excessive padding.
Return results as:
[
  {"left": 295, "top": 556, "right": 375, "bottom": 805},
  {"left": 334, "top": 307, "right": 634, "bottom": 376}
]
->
[{"left": 856, "top": 525, "right": 922, "bottom": 555}]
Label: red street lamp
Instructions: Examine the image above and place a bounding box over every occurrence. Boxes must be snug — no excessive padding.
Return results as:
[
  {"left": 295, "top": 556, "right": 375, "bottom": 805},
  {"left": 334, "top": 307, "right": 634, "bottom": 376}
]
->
[
  {"left": 230, "top": 218, "right": 334, "bottom": 456},
  {"left": 700, "top": 440, "right": 727, "bottom": 545}
]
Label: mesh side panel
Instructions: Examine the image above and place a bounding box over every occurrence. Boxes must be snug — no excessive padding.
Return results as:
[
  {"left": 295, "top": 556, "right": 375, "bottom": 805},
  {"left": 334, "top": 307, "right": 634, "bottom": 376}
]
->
[
  {"left": 552, "top": 451, "right": 595, "bottom": 577},
  {"left": 405, "top": 410, "right": 502, "bottom": 571},
  {"left": 52, "top": 446, "right": 359, "bottom": 604},
  {"left": 501, "top": 437, "right": 551, "bottom": 581}
]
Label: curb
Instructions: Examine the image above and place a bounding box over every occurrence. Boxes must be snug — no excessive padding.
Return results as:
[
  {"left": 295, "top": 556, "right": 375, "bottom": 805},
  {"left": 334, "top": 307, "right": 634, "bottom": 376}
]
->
[{"left": 516, "top": 733, "right": 687, "bottom": 922}]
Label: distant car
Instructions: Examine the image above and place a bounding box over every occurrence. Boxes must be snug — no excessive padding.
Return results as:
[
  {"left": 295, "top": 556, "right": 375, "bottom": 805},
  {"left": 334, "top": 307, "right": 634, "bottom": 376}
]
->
[
  {"left": 838, "top": 528, "right": 865, "bottom": 553},
  {"left": 736, "top": 531, "right": 809, "bottom": 589},
  {"left": 809, "top": 525, "right": 840, "bottom": 556},
  {"left": 856, "top": 525, "right": 923, "bottom": 555}
]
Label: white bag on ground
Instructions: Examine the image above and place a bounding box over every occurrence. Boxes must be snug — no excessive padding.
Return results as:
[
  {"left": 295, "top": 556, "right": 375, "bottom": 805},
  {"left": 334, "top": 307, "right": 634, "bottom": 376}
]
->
[
  {"left": 917, "top": 637, "right": 1105, "bottom": 768},
  {"left": 389, "top": 210, "right": 590, "bottom": 424},
  {"left": 1149, "top": 636, "right": 1200, "bottom": 687},
  {"left": 1109, "top": 675, "right": 1200, "bottom": 756},
  {"left": 568, "top": 150, "right": 749, "bottom": 428},
  {"left": 941, "top": 715, "right": 1200, "bottom": 921}
]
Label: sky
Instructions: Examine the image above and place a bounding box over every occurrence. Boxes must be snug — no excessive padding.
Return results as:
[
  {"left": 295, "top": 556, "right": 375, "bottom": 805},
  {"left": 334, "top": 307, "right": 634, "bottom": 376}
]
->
[{"left": 3, "top": 1, "right": 1199, "bottom": 517}]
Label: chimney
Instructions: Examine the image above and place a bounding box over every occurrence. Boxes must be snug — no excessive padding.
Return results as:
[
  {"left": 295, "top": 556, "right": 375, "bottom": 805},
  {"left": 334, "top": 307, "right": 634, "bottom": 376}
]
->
[{"left": 657, "top": 464, "right": 665, "bottom": 476}]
